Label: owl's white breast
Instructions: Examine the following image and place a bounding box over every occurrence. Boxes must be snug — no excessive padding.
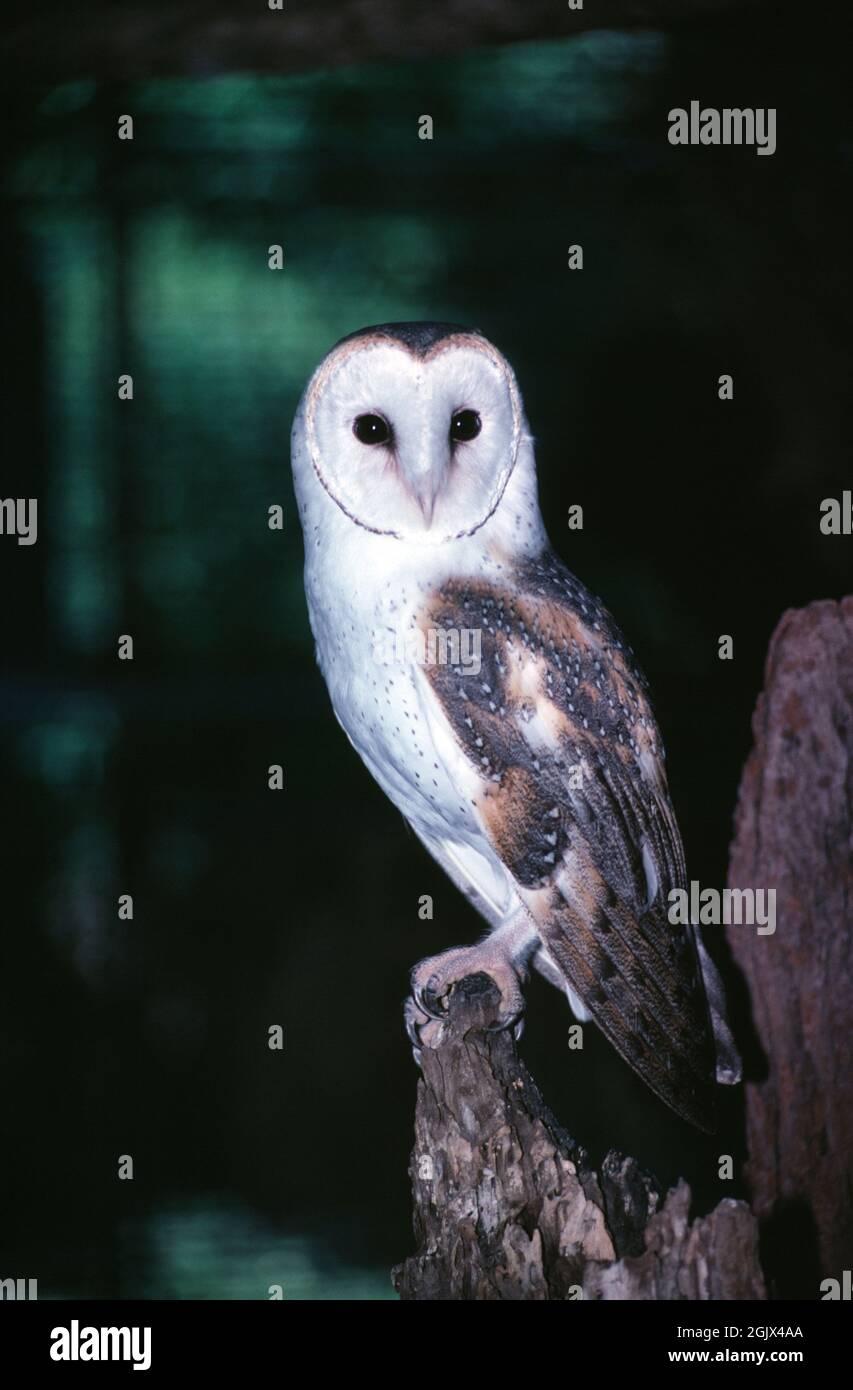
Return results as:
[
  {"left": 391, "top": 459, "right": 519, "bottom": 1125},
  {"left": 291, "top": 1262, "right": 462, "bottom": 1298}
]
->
[{"left": 302, "top": 503, "right": 486, "bottom": 848}]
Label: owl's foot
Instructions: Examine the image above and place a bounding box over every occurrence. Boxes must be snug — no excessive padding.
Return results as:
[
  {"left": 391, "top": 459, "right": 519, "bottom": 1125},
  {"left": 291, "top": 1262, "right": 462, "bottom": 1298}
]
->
[{"left": 405, "top": 944, "right": 525, "bottom": 1062}]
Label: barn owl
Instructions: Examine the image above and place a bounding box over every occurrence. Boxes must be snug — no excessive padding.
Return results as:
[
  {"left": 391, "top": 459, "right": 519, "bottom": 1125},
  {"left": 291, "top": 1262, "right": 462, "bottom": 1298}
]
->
[{"left": 291, "top": 322, "right": 740, "bottom": 1132}]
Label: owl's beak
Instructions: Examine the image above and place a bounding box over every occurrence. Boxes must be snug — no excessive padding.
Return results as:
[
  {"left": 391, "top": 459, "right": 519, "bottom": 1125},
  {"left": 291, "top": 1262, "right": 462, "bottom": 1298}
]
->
[
  {"left": 413, "top": 480, "right": 438, "bottom": 528},
  {"left": 405, "top": 461, "right": 444, "bottom": 529}
]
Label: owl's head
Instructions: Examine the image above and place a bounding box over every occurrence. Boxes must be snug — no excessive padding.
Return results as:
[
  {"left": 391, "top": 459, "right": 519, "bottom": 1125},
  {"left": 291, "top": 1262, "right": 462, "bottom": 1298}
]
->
[{"left": 292, "top": 323, "right": 536, "bottom": 548}]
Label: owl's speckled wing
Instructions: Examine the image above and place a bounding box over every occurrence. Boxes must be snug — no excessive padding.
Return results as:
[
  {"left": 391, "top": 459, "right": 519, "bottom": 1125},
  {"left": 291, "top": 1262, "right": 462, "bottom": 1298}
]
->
[{"left": 418, "top": 550, "right": 717, "bottom": 1131}]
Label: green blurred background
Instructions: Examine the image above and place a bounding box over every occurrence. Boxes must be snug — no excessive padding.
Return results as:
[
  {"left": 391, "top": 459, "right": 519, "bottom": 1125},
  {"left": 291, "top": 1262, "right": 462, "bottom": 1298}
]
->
[{"left": 1, "top": 5, "right": 850, "bottom": 1298}]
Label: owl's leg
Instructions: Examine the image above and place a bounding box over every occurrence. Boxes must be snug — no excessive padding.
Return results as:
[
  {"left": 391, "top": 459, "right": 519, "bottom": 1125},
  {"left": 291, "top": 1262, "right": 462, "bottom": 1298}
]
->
[{"left": 405, "top": 911, "right": 539, "bottom": 1059}]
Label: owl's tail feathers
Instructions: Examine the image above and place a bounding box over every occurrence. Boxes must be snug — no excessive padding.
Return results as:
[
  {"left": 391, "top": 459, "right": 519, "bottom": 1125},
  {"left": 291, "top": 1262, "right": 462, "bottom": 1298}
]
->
[{"left": 692, "top": 923, "right": 743, "bottom": 1086}]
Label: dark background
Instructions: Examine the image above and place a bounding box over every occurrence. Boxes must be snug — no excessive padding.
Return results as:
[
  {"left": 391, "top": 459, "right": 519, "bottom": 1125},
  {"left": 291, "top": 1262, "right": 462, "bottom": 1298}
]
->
[{"left": 1, "top": 1, "right": 850, "bottom": 1297}]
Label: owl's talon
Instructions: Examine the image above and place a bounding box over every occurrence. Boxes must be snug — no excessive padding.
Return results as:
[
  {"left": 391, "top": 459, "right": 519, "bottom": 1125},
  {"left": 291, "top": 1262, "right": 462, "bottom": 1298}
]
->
[
  {"left": 408, "top": 944, "right": 525, "bottom": 1046},
  {"left": 416, "top": 975, "right": 454, "bottom": 1021},
  {"left": 403, "top": 995, "right": 421, "bottom": 1049},
  {"left": 404, "top": 995, "right": 448, "bottom": 1060}
]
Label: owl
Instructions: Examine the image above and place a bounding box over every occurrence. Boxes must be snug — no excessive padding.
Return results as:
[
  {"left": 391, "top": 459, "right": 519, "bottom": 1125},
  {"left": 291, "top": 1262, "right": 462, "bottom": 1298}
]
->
[{"left": 291, "top": 322, "right": 740, "bottom": 1132}]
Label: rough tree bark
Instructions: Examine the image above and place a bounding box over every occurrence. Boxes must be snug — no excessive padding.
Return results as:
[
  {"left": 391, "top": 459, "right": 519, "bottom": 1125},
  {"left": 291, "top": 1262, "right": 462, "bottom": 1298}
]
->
[
  {"left": 392, "top": 974, "right": 765, "bottom": 1300},
  {"left": 394, "top": 597, "right": 852, "bottom": 1300},
  {"left": 727, "top": 597, "right": 853, "bottom": 1296}
]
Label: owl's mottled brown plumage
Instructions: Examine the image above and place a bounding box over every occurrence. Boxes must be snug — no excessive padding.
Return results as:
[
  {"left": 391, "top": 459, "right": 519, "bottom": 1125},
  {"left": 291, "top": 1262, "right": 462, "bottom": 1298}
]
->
[{"left": 419, "top": 550, "right": 718, "bottom": 1131}]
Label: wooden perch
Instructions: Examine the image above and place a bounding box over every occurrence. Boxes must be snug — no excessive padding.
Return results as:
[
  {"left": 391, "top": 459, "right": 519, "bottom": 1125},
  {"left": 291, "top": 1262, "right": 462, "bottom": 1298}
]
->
[
  {"left": 391, "top": 973, "right": 765, "bottom": 1300},
  {"left": 727, "top": 597, "right": 853, "bottom": 1295}
]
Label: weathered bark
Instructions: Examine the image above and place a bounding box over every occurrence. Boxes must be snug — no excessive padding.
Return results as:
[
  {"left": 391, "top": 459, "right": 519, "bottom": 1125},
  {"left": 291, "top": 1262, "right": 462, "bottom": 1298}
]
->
[
  {"left": 2, "top": 0, "right": 762, "bottom": 82},
  {"left": 727, "top": 597, "right": 853, "bottom": 1296},
  {"left": 392, "top": 973, "right": 765, "bottom": 1300}
]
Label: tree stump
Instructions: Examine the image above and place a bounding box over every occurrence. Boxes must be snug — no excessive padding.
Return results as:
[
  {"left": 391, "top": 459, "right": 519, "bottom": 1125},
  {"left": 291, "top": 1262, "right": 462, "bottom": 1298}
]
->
[
  {"left": 727, "top": 597, "right": 853, "bottom": 1296},
  {"left": 391, "top": 974, "right": 765, "bottom": 1300}
]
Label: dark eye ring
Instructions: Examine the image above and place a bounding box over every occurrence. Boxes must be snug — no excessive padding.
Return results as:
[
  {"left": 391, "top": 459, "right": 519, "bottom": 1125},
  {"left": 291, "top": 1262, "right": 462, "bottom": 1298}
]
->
[
  {"left": 450, "top": 409, "right": 481, "bottom": 443},
  {"left": 353, "top": 413, "right": 391, "bottom": 445}
]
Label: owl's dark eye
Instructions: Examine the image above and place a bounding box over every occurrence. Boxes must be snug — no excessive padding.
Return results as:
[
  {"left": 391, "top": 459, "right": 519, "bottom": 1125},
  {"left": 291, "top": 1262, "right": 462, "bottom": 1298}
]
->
[
  {"left": 353, "top": 413, "right": 391, "bottom": 445},
  {"left": 450, "top": 409, "right": 481, "bottom": 443}
]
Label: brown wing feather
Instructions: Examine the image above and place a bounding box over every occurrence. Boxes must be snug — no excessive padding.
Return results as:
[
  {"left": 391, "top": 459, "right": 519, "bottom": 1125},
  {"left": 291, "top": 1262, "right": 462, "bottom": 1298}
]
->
[{"left": 420, "top": 551, "right": 717, "bottom": 1132}]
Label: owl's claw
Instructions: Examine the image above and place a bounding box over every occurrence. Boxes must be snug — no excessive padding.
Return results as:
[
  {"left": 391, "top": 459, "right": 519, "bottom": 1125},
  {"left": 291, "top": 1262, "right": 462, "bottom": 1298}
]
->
[
  {"left": 405, "top": 944, "right": 526, "bottom": 1061},
  {"left": 404, "top": 996, "right": 444, "bottom": 1064}
]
